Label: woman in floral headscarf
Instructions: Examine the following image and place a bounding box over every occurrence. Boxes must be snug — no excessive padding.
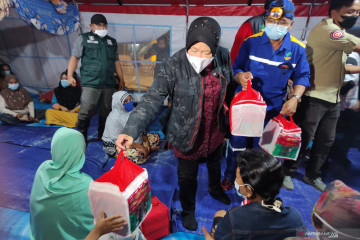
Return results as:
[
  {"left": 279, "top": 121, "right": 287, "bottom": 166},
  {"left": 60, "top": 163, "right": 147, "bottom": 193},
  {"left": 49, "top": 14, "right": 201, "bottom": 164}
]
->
[{"left": 312, "top": 180, "right": 360, "bottom": 239}]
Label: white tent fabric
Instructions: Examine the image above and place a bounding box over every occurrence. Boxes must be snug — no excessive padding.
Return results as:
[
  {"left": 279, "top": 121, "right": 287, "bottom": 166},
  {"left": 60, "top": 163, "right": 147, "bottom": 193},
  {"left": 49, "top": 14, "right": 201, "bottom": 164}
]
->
[{"left": 0, "top": 6, "right": 335, "bottom": 94}]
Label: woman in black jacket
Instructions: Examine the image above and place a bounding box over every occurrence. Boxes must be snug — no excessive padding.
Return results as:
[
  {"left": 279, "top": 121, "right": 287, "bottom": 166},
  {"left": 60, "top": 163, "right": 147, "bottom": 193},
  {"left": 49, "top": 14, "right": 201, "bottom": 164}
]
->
[{"left": 116, "top": 17, "right": 238, "bottom": 231}]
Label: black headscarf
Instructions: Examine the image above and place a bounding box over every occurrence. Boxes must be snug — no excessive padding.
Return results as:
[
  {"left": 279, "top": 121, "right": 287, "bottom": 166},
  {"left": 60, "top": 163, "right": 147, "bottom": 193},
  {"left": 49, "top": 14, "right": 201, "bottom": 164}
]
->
[
  {"left": 186, "top": 17, "right": 221, "bottom": 56},
  {"left": 54, "top": 70, "right": 81, "bottom": 110}
]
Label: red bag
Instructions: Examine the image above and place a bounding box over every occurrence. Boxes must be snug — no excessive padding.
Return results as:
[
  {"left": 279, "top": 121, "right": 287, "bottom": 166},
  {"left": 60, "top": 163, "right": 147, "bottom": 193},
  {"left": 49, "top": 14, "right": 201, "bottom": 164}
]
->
[
  {"left": 259, "top": 115, "right": 302, "bottom": 160},
  {"left": 230, "top": 80, "right": 267, "bottom": 137},
  {"left": 39, "top": 90, "right": 54, "bottom": 103},
  {"left": 88, "top": 151, "right": 152, "bottom": 239},
  {"left": 140, "top": 197, "right": 170, "bottom": 240}
]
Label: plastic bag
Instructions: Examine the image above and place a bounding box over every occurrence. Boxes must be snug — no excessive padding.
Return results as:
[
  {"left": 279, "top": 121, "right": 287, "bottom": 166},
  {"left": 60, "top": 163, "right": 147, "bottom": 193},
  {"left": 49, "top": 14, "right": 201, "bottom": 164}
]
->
[
  {"left": 259, "top": 115, "right": 302, "bottom": 160},
  {"left": 230, "top": 80, "right": 267, "bottom": 137},
  {"left": 88, "top": 151, "right": 152, "bottom": 239}
]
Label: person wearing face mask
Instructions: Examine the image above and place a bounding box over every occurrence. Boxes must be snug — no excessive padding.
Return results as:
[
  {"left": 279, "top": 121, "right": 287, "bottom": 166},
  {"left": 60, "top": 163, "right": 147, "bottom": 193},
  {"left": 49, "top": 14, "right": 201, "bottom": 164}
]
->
[
  {"left": 102, "top": 91, "right": 160, "bottom": 164},
  {"left": 0, "top": 63, "right": 13, "bottom": 91},
  {"left": 202, "top": 149, "right": 306, "bottom": 240},
  {"left": 115, "top": 17, "right": 238, "bottom": 231},
  {"left": 230, "top": 0, "right": 310, "bottom": 189},
  {"left": 66, "top": 14, "right": 125, "bottom": 143},
  {"left": 283, "top": 0, "right": 360, "bottom": 192},
  {"left": 45, "top": 70, "right": 81, "bottom": 128},
  {"left": 0, "top": 74, "right": 40, "bottom": 125}
]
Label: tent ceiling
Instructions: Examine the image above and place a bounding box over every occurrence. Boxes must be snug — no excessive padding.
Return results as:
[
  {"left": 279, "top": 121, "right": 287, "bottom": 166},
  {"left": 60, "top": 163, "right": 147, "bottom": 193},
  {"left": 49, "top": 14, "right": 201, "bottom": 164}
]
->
[{"left": 72, "top": 0, "right": 328, "bottom": 5}]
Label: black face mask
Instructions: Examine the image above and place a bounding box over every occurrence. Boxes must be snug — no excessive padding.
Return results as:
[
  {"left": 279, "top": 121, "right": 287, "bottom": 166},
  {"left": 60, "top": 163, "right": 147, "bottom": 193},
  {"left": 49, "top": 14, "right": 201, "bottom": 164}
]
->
[{"left": 339, "top": 15, "right": 358, "bottom": 29}]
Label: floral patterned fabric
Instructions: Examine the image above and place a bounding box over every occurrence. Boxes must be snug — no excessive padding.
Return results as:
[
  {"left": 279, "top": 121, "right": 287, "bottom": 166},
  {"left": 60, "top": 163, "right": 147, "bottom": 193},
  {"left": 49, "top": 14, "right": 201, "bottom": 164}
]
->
[
  {"left": 0, "top": 0, "right": 10, "bottom": 21},
  {"left": 312, "top": 180, "right": 360, "bottom": 239},
  {"left": 13, "top": 0, "right": 80, "bottom": 35}
]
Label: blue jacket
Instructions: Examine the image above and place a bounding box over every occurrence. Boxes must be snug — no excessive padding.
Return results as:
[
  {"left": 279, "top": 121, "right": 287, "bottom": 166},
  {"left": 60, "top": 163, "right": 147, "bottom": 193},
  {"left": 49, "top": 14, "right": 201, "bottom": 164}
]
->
[
  {"left": 214, "top": 202, "right": 306, "bottom": 240},
  {"left": 233, "top": 31, "right": 310, "bottom": 119}
]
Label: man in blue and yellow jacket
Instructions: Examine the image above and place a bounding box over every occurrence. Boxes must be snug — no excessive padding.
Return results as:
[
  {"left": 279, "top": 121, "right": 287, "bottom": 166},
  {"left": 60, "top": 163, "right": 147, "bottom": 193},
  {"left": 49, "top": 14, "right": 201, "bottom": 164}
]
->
[{"left": 222, "top": 0, "right": 310, "bottom": 190}]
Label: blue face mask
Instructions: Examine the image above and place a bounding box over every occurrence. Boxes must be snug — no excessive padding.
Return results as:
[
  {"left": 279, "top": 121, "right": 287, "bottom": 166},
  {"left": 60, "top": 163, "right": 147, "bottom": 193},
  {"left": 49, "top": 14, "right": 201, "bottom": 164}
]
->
[
  {"left": 4, "top": 71, "right": 10, "bottom": 75},
  {"left": 124, "top": 101, "right": 134, "bottom": 112},
  {"left": 61, "top": 80, "right": 69, "bottom": 88},
  {"left": 264, "top": 23, "right": 288, "bottom": 40},
  {"left": 234, "top": 180, "right": 251, "bottom": 199},
  {"left": 8, "top": 83, "right": 19, "bottom": 91}
]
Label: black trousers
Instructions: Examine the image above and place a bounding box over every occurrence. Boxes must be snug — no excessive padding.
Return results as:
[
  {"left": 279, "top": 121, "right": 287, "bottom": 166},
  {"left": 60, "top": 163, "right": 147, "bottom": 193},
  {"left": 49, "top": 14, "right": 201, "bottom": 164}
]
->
[
  {"left": 177, "top": 143, "right": 224, "bottom": 213},
  {"left": 77, "top": 87, "right": 114, "bottom": 139},
  {"left": 283, "top": 96, "right": 340, "bottom": 179}
]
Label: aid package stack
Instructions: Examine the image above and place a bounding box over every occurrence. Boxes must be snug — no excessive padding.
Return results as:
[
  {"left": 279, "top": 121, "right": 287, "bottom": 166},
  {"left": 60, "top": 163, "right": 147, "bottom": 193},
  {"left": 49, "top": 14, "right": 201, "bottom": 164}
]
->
[
  {"left": 88, "top": 151, "right": 152, "bottom": 239},
  {"left": 230, "top": 80, "right": 267, "bottom": 137},
  {"left": 259, "top": 114, "right": 302, "bottom": 160}
]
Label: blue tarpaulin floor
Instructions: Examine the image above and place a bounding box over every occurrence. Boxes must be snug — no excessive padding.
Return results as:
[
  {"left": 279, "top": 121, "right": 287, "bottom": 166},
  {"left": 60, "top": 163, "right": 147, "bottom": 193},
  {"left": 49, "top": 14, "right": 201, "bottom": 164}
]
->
[{"left": 0, "top": 101, "right": 359, "bottom": 239}]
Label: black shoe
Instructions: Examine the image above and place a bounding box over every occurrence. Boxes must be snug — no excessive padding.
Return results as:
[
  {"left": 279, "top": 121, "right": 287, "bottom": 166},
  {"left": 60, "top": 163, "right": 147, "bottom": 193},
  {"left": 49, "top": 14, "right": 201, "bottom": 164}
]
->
[
  {"left": 181, "top": 211, "right": 198, "bottom": 231},
  {"left": 209, "top": 188, "right": 231, "bottom": 205}
]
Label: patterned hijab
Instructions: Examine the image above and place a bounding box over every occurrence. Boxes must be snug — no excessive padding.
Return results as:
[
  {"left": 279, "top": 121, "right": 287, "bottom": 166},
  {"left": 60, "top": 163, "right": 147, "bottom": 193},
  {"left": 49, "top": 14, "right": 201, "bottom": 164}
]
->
[
  {"left": 312, "top": 180, "right": 360, "bottom": 239},
  {"left": 0, "top": 75, "right": 32, "bottom": 110}
]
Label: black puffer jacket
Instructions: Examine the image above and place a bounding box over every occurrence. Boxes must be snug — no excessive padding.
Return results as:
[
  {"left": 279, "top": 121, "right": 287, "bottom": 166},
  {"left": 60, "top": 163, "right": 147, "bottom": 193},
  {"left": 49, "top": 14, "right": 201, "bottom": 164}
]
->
[{"left": 123, "top": 46, "right": 234, "bottom": 153}]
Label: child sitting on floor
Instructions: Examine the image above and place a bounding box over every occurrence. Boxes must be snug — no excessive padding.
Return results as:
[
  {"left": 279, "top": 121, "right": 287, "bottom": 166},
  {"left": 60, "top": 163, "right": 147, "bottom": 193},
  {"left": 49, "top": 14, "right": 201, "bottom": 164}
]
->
[
  {"left": 102, "top": 91, "right": 159, "bottom": 164},
  {"left": 203, "top": 149, "right": 306, "bottom": 240}
]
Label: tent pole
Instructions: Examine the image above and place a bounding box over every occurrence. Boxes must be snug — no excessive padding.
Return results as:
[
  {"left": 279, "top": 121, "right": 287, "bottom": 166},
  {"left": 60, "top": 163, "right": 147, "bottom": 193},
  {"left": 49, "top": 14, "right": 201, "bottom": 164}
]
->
[
  {"left": 300, "top": 0, "right": 316, "bottom": 41},
  {"left": 185, "top": 0, "right": 189, "bottom": 35},
  {"left": 72, "top": 0, "right": 83, "bottom": 34}
]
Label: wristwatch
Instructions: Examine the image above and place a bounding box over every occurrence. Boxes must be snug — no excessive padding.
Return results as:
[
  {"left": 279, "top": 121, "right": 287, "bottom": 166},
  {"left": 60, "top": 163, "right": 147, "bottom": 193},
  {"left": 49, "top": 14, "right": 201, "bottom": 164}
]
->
[{"left": 291, "top": 94, "right": 301, "bottom": 102}]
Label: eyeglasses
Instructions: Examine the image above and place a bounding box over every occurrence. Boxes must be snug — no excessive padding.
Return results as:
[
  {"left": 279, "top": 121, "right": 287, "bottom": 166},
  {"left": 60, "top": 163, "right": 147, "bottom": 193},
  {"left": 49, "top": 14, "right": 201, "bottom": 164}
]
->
[{"left": 266, "top": 18, "right": 291, "bottom": 27}]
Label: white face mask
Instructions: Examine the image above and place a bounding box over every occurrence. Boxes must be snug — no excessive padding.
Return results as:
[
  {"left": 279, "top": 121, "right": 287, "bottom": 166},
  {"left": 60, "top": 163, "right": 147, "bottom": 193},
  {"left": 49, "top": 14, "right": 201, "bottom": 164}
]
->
[
  {"left": 234, "top": 180, "right": 252, "bottom": 199},
  {"left": 94, "top": 29, "right": 108, "bottom": 38},
  {"left": 8, "top": 83, "right": 19, "bottom": 91},
  {"left": 186, "top": 52, "right": 214, "bottom": 74}
]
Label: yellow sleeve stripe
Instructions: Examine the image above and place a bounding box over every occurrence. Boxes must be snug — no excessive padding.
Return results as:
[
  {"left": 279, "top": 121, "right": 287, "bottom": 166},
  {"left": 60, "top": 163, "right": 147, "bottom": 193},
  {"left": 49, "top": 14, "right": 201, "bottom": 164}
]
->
[
  {"left": 290, "top": 35, "right": 306, "bottom": 48},
  {"left": 244, "top": 32, "right": 264, "bottom": 42}
]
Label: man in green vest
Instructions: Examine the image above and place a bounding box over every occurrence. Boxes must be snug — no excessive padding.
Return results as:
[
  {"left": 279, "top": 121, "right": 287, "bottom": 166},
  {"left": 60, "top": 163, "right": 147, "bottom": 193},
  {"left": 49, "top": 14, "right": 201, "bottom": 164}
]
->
[{"left": 67, "top": 14, "right": 125, "bottom": 143}]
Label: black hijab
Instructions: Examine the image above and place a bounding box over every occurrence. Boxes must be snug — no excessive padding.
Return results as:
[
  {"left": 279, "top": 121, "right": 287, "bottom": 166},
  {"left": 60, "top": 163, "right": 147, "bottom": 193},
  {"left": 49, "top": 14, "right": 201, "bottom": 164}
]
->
[{"left": 54, "top": 70, "right": 81, "bottom": 110}]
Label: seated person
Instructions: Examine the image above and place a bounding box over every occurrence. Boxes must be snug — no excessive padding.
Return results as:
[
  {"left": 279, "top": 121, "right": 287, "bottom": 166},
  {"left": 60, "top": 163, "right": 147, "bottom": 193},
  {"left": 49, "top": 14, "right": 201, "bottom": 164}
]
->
[
  {"left": 45, "top": 70, "right": 81, "bottom": 128},
  {"left": 30, "top": 127, "right": 94, "bottom": 240},
  {"left": 312, "top": 180, "right": 360, "bottom": 239},
  {"left": 285, "top": 180, "right": 360, "bottom": 240},
  {"left": 0, "top": 74, "right": 41, "bottom": 125},
  {"left": 0, "top": 63, "right": 13, "bottom": 91},
  {"left": 203, "top": 149, "right": 306, "bottom": 240},
  {"left": 102, "top": 91, "right": 159, "bottom": 164}
]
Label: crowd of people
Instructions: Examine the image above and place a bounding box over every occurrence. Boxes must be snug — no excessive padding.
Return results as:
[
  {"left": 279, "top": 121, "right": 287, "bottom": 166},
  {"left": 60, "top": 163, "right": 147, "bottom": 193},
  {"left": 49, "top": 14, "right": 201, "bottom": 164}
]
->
[{"left": 1, "top": 0, "right": 360, "bottom": 239}]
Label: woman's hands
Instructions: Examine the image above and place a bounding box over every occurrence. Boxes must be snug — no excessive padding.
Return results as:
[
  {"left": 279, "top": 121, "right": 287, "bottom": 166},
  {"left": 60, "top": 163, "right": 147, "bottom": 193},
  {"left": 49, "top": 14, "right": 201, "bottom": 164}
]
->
[
  {"left": 116, "top": 134, "right": 134, "bottom": 152},
  {"left": 85, "top": 210, "right": 126, "bottom": 240}
]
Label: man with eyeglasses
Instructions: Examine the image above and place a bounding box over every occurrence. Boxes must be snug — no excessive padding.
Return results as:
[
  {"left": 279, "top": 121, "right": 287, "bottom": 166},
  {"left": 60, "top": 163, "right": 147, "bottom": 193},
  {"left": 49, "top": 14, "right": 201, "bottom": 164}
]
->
[
  {"left": 67, "top": 14, "right": 125, "bottom": 144},
  {"left": 230, "top": 0, "right": 310, "bottom": 187},
  {"left": 283, "top": 0, "right": 360, "bottom": 192}
]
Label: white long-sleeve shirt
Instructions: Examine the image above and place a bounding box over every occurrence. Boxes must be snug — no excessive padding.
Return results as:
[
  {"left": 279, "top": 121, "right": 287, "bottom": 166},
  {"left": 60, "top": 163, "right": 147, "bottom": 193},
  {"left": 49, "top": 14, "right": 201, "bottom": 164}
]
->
[{"left": 0, "top": 95, "right": 35, "bottom": 117}]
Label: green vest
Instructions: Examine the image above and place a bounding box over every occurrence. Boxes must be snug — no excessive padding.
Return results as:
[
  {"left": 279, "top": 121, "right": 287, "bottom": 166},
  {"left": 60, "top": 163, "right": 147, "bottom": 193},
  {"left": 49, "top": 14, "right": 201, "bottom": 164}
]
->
[{"left": 80, "top": 32, "right": 117, "bottom": 88}]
